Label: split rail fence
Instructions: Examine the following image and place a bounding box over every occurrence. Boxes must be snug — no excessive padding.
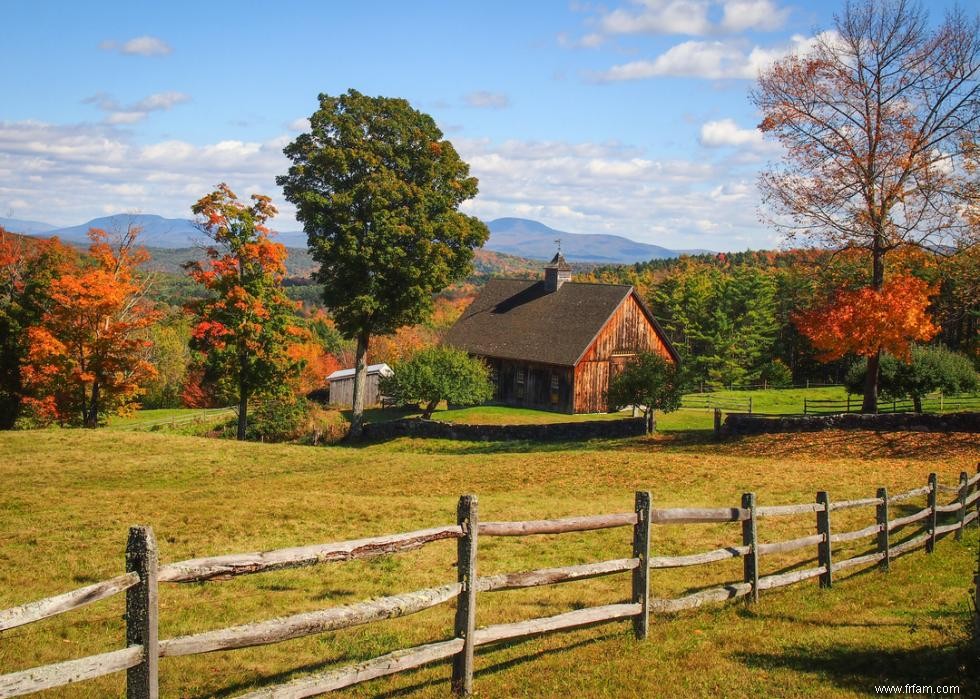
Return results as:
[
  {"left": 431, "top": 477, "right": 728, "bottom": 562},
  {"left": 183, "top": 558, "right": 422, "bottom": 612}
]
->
[{"left": 1, "top": 467, "right": 978, "bottom": 698}]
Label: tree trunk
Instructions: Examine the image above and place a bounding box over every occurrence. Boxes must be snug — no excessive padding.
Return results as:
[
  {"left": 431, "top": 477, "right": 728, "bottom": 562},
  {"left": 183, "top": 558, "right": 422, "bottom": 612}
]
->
[
  {"left": 84, "top": 381, "right": 100, "bottom": 428},
  {"left": 347, "top": 331, "right": 370, "bottom": 439},
  {"left": 861, "top": 350, "right": 880, "bottom": 414},
  {"left": 422, "top": 399, "right": 439, "bottom": 420},
  {"left": 237, "top": 389, "right": 248, "bottom": 441},
  {"left": 237, "top": 355, "right": 248, "bottom": 441},
  {"left": 645, "top": 409, "right": 656, "bottom": 434},
  {"left": 912, "top": 395, "right": 922, "bottom": 413},
  {"left": 861, "top": 240, "right": 886, "bottom": 414}
]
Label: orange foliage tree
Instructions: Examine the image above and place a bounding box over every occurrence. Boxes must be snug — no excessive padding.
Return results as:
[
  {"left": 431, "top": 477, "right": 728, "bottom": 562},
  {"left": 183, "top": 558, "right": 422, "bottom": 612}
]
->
[
  {"left": 21, "top": 227, "right": 159, "bottom": 427},
  {"left": 0, "top": 228, "right": 76, "bottom": 428},
  {"left": 795, "top": 275, "right": 939, "bottom": 368},
  {"left": 187, "top": 184, "right": 305, "bottom": 440}
]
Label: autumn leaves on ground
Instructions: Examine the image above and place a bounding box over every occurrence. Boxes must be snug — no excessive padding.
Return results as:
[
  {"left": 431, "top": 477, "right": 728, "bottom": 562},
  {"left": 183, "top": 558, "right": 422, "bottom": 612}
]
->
[{"left": 0, "top": 427, "right": 976, "bottom": 698}]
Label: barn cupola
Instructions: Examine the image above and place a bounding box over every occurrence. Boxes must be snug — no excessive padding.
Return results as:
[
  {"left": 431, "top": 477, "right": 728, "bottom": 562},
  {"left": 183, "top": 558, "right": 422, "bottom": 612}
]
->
[{"left": 544, "top": 244, "right": 572, "bottom": 292}]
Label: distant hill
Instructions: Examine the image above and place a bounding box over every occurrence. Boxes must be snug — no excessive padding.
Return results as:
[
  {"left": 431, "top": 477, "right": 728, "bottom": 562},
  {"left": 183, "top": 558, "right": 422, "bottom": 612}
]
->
[
  {"left": 11, "top": 212, "right": 709, "bottom": 264},
  {"left": 6, "top": 213, "right": 307, "bottom": 248},
  {"left": 485, "top": 217, "right": 699, "bottom": 263},
  {"left": 0, "top": 217, "right": 57, "bottom": 236}
]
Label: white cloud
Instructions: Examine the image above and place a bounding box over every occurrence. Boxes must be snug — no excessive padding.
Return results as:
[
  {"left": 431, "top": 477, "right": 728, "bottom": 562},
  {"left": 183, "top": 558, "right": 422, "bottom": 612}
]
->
[
  {"left": 569, "top": 0, "right": 789, "bottom": 45},
  {"left": 720, "top": 0, "right": 790, "bottom": 33},
  {"left": 600, "top": 0, "right": 713, "bottom": 36},
  {"left": 463, "top": 91, "right": 511, "bottom": 109},
  {"left": 0, "top": 120, "right": 294, "bottom": 228},
  {"left": 699, "top": 118, "right": 764, "bottom": 147},
  {"left": 83, "top": 91, "right": 191, "bottom": 125},
  {"left": 287, "top": 117, "right": 311, "bottom": 132},
  {"left": 100, "top": 36, "right": 173, "bottom": 56},
  {"left": 593, "top": 33, "right": 824, "bottom": 81}
]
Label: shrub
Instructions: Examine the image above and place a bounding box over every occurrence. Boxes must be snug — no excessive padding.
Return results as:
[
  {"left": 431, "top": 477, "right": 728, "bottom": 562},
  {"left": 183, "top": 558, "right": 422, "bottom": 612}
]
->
[
  {"left": 246, "top": 394, "right": 312, "bottom": 442},
  {"left": 607, "top": 351, "right": 682, "bottom": 433},
  {"left": 760, "top": 359, "right": 794, "bottom": 388},
  {"left": 380, "top": 346, "right": 493, "bottom": 419},
  {"left": 845, "top": 344, "right": 978, "bottom": 412}
]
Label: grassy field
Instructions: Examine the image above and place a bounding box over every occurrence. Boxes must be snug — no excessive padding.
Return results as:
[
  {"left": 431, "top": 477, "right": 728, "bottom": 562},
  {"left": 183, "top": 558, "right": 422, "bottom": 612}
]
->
[{"left": 1, "top": 426, "right": 977, "bottom": 697}]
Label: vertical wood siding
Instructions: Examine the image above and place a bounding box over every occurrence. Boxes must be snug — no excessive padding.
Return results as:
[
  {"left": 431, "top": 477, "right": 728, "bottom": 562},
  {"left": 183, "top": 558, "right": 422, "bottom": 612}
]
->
[
  {"left": 573, "top": 293, "right": 675, "bottom": 413},
  {"left": 328, "top": 375, "right": 385, "bottom": 408}
]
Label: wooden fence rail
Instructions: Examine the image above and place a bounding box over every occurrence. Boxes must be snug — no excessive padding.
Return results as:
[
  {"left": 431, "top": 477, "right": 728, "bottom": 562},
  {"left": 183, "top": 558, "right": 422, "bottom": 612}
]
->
[{"left": 1, "top": 464, "right": 978, "bottom": 699}]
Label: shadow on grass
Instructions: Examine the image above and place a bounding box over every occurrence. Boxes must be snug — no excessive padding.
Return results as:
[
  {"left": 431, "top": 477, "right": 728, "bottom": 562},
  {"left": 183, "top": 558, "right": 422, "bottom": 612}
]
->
[
  {"left": 376, "top": 631, "right": 621, "bottom": 698},
  {"left": 733, "top": 639, "right": 976, "bottom": 695}
]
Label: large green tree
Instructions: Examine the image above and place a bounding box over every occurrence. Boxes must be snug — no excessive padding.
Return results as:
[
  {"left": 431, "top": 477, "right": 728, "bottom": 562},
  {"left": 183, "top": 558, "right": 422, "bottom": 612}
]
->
[{"left": 278, "top": 89, "right": 489, "bottom": 438}]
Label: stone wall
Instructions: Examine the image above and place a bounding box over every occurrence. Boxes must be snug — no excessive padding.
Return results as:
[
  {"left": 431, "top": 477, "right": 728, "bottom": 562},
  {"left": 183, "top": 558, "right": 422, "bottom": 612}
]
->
[
  {"left": 361, "top": 417, "right": 647, "bottom": 442},
  {"left": 722, "top": 411, "right": 980, "bottom": 436}
]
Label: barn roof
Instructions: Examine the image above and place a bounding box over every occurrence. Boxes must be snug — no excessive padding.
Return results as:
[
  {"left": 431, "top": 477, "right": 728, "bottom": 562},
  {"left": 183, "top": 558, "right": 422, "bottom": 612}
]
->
[
  {"left": 326, "top": 363, "right": 393, "bottom": 381},
  {"left": 444, "top": 279, "right": 676, "bottom": 367}
]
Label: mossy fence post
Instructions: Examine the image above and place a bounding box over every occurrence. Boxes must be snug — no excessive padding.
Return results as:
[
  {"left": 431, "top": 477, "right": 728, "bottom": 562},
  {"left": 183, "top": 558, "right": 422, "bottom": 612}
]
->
[
  {"left": 876, "top": 487, "right": 889, "bottom": 571},
  {"left": 126, "top": 526, "right": 158, "bottom": 699},
  {"left": 742, "top": 493, "right": 759, "bottom": 602},
  {"left": 816, "top": 492, "right": 832, "bottom": 588},
  {"left": 926, "top": 473, "right": 938, "bottom": 554},
  {"left": 632, "top": 491, "right": 651, "bottom": 639},
  {"left": 452, "top": 495, "right": 478, "bottom": 696}
]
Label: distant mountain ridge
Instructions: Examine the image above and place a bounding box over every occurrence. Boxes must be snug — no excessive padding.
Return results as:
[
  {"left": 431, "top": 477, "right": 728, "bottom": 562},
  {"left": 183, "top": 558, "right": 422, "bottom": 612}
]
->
[
  {"left": 486, "top": 218, "right": 710, "bottom": 262},
  {"left": 4, "top": 213, "right": 710, "bottom": 263}
]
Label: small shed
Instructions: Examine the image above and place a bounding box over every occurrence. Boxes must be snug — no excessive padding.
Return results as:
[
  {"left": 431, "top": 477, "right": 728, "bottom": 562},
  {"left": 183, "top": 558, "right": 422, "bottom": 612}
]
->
[{"left": 326, "top": 363, "right": 394, "bottom": 408}]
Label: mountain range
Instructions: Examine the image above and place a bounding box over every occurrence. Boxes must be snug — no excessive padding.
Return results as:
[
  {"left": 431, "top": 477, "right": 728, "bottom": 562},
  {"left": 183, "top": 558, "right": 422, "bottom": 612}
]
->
[{"left": 0, "top": 214, "right": 711, "bottom": 264}]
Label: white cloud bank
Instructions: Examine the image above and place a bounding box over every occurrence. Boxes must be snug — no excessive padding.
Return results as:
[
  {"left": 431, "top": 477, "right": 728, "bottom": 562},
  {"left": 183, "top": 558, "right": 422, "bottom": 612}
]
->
[
  {"left": 83, "top": 91, "right": 190, "bottom": 125},
  {"left": 0, "top": 120, "right": 779, "bottom": 249}
]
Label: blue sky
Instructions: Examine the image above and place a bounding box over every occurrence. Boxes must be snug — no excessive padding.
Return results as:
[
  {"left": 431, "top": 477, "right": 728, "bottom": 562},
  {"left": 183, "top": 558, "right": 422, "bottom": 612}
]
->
[{"left": 0, "top": 1, "right": 964, "bottom": 249}]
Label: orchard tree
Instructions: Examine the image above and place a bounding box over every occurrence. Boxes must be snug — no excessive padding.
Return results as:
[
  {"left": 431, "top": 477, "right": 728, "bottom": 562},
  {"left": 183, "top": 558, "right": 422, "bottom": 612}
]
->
[
  {"left": 0, "top": 228, "right": 75, "bottom": 428},
  {"left": 845, "top": 344, "right": 978, "bottom": 412},
  {"left": 187, "top": 184, "right": 305, "bottom": 440},
  {"left": 607, "top": 351, "right": 682, "bottom": 434},
  {"left": 753, "top": 0, "right": 980, "bottom": 411},
  {"left": 21, "top": 227, "right": 159, "bottom": 427},
  {"left": 278, "top": 89, "right": 489, "bottom": 438},
  {"left": 379, "top": 346, "right": 492, "bottom": 419}
]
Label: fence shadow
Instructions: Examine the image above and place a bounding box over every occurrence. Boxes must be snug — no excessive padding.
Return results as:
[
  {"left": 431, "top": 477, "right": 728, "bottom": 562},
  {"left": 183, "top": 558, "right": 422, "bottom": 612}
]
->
[{"left": 733, "top": 639, "right": 976, "bottom": 695}]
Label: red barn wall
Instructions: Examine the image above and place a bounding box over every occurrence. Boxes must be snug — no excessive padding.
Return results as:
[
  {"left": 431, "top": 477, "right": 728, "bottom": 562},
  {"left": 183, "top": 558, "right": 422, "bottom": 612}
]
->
[{"left": 573, "top": 292, "right": 674, "bottom": 413}]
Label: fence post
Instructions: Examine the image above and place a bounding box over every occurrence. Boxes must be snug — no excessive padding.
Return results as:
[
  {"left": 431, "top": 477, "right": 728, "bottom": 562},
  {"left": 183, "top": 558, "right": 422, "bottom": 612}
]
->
[
  {"left": 452, "top": 495, "right": 478, "bottom": 697},
  {"left": 126, "top": 526, "right": 159, "bottom": 699},
  {"left": 956, "top": 472, "right": 968, "bottom": 541},
  {"left": 748, "top": 397, "right": 753, "bottom": 415},
  {"left": 816, "top": 492, "right": 832, "bottom": 588},
  {"left": 632, "top": 491, "right": 651, "bottom": 640},
  {"left": 742, "top": 493, "right": 759, "bottom": 603},
  {"left": 926, "top": 473, "right": 938, "bottom": 554},
  {"left": 803, "top": 398, "right": 808, "bottom": 415},
  {"left": 713, "top": 408, "right": 722, "bottom": 439},
  {"left": 876, "top": 487, "right": 889, "bottom": 572}
]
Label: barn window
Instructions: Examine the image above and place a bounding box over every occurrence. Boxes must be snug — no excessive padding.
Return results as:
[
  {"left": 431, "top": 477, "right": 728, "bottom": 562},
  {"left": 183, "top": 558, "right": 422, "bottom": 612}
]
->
[
  {"left": 550, "top": 373, "right": 559, "bottom": 407},
  {"left": 516, "top": 368, "right": 525, "bottom": 399}
]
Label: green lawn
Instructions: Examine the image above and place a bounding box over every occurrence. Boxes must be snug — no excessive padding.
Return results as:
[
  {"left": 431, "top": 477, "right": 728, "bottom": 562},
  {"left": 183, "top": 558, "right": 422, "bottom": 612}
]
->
[{"left": 0, "top": 427, "right": 976, "bottom": 697}]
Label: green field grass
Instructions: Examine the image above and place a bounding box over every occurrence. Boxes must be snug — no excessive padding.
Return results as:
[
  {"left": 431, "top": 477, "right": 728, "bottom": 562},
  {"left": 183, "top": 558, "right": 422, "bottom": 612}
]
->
[{"left": 0, "top": 427, "right": 976, "bottom": 697}]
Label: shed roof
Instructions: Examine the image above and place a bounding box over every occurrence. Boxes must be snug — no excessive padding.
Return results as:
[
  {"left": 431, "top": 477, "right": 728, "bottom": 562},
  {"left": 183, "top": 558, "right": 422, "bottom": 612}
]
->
[
  {"left": 444, "top": 279, "right": 665, "bottom": 367},
  {"left": 326, "top": 363, "right": 393, "bottom": 381}
]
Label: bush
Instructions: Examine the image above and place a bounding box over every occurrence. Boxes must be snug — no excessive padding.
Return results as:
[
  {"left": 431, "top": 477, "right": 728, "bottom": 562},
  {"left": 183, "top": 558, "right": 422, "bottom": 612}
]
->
[
  {"left": 607, "top": 351, "right": 682, "bottom": 433},
  {"left": 845, "top": 344, "right": 978, "bottom": 412},
  {"left": 760, "top": 359, "right": 794, "bottom": 388},
  {"left": 380, "top": 346, "right": 493, "bottom": 419},
  {"left": 246, "top": 394, "right": 312, "bottom": 442}
]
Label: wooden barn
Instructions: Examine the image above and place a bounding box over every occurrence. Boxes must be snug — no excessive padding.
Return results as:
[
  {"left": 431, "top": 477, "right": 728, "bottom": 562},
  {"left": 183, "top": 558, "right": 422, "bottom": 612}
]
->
[
  {"left": 444, "top": 253, "right": 680, "bottom": 414},
  {"left": 326, "top": 363, "right": 393, "bottom": 408}
]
